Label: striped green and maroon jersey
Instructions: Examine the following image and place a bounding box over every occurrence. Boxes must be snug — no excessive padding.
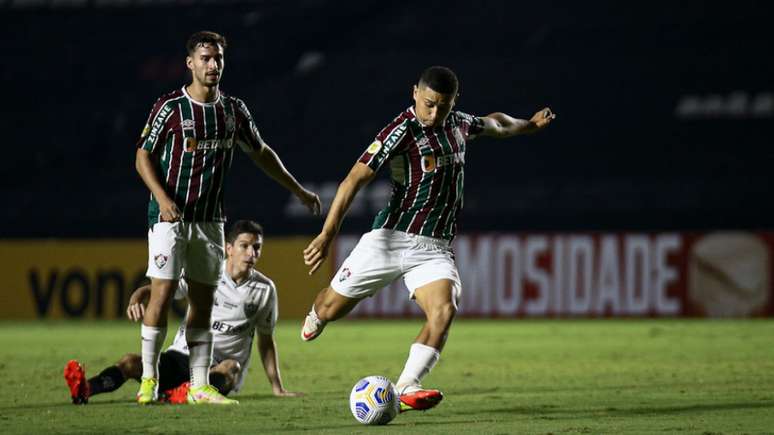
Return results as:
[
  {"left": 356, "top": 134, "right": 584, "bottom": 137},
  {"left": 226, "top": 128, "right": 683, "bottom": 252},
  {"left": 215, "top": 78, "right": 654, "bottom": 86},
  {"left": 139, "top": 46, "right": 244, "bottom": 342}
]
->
[
  {"left": 359, "top": 107, "right": 485, "bottom": 240},
  {"left": 137, "top": 86, "right": 264, "bottom": 226}
]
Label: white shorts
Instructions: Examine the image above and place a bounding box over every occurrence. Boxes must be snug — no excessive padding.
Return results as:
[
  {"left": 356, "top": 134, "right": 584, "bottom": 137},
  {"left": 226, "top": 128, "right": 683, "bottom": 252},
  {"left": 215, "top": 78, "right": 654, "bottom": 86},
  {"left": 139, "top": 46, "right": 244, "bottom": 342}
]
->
[
  {"left": 331, "top": 229, "right": 462, "bottom": 307},
  {"left": 146, "top": 221, "right": 225, "bottom": 286}
]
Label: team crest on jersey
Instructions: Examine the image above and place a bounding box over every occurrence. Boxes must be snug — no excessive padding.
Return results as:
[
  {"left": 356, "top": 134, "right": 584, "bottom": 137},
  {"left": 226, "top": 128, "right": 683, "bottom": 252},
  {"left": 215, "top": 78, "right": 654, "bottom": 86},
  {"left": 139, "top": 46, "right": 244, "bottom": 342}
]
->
[
  {"left": 421, "top": 155, "right": 437, "bottom": 172},
  {"left": 154, "top": 254, "right": 168, "bottom": 269},
  {"left": 366, "top": 141, "right": 382, "bottom": 155},
  {"left": 243, "top": 302, "right": 259, "bottom": 318},
  {"left": 181, "top": 119, "right": 195, "bottom": 130},
  {"left": 339, "top": 267, "right": 352, "bottom": 282},
  {"left": 185, "top": 137, "right": 197, "bottom": 152},
  {"left": 225, "top": 113, "right": 236, "bottom": 136}
]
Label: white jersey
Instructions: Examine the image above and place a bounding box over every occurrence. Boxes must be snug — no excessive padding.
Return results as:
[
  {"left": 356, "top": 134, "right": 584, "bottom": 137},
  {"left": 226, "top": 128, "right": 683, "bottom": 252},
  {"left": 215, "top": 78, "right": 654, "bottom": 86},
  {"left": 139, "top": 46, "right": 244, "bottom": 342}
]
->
[{"left": 167, "top": 267, "right": 278, "bottom": 392}]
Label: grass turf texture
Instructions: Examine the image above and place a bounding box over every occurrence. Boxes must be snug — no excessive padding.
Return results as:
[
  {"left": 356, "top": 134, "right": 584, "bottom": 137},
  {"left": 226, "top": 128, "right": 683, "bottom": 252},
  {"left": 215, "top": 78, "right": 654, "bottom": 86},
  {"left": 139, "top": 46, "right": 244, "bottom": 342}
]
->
[{"left": 1, "top": 319, "right": 773, "bottom": 434}]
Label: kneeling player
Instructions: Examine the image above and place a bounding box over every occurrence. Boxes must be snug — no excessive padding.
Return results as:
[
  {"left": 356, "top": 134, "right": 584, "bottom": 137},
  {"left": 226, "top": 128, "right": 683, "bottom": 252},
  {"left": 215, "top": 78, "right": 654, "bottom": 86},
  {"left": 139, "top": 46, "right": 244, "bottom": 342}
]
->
[{"left": 64, "top": 220, "right": 302, "bottom": 404}]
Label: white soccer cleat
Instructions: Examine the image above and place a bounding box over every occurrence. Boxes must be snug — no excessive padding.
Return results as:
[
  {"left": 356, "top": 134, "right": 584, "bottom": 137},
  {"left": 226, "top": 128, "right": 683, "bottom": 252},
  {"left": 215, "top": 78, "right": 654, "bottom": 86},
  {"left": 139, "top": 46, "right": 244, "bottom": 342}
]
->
[{"left": 301, "top": 310, "right": 326, "bottom": 341}]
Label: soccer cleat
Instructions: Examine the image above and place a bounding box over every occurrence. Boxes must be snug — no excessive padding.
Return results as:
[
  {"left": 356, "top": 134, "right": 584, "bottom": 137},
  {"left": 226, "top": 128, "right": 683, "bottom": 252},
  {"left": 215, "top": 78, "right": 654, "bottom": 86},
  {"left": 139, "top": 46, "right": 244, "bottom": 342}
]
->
[
  {"left": 301, "top": 310, "right": 326, "bottom": 341},
  {"left": 399, "top": 388, "right": 444, "bottom": 412},
  {"left": 63, "top": 360, "right": 90, "bottom": 405},
  {"left": 187, "top": 385, "right": 239, "bottom": 405},
  {"left": 160, "top": 381, "right": 190, "bottom": 405},
  {"left": 136, "top": 377, "right": 158, "bottom": 405}
]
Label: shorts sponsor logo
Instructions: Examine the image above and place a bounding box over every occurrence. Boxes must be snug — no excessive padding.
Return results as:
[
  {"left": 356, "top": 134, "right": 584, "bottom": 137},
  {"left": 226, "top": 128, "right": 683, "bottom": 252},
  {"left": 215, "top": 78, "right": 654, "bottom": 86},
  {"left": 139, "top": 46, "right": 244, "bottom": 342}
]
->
[
  {"left": 154, "top": 254, "right": 168, "bottom": 269},
  {"left": 339, "top": 267, "right": 352, "bottom": 282},
  {"left": 367, "top": 141, "right": 382, "bottom": 155}
]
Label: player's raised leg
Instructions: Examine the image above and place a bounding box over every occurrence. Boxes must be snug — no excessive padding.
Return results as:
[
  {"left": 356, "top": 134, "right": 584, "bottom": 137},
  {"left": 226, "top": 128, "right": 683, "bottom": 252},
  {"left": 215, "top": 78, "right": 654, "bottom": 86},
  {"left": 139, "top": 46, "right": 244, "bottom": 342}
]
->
[
  {"left": 137, "top": 277, "right": 177, "bottom": 404},
  {"left": 302, "top": 286, "right": 360, "bottom": 341},
  {"left": 396, "top": 278, "right": 456, "bottom": 411}
]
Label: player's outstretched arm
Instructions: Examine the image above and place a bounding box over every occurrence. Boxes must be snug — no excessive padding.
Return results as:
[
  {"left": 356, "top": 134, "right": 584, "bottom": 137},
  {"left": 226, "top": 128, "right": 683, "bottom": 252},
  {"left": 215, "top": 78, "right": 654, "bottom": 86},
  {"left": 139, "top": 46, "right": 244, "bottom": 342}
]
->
[
  {"left": 135, "top": 148, "right": 181, "bottom": 222},
  {"left": 126, "top": 285, "right": 151, "bottom": 322},
  {"left": 248, "top": 145, "right": 321, "bottom": 216},
  {"left": 303, "top": 162, "right": 376, "bottom": 275},
  {"left": 480, "top": 107, "right": 556, "bottom": 138},
  {"left": 257, "top": 333, "right": 303, "bottom": 397}
]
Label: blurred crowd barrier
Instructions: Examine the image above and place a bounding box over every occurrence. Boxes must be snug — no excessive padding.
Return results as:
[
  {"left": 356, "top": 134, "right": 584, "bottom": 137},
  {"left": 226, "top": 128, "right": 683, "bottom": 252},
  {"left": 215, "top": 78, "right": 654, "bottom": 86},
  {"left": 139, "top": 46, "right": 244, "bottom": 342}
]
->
[{"left": 1, "top": 231, "right": 771, "bottom": 320}]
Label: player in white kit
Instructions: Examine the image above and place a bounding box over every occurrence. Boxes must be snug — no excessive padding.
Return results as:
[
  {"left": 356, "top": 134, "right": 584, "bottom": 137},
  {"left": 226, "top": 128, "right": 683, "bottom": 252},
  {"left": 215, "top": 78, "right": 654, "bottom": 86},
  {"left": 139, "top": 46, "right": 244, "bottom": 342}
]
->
[{"left": 64, "top": 220, "right": 302, "bottom": 404}]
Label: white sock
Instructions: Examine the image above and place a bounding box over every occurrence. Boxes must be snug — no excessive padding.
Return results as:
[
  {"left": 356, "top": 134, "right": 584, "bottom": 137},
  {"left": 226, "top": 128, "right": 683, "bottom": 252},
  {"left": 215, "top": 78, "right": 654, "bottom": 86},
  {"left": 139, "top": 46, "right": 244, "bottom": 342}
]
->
[
  {"left": 396, "top": 343, "right": 440, "bottom": 393},
  {"left": 186, "top": 328, "right": 213, "bottom": 389},
  {"left": 309, "top": 305, "right": 325, "bottom": 324},
  {"left": 141, "top": 324, "right": 166, "bottom": 379}
]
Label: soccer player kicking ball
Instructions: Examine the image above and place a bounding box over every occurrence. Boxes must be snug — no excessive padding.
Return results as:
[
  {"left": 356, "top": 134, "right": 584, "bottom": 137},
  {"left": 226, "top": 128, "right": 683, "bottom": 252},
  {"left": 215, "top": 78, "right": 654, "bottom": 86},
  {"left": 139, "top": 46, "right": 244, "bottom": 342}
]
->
[
  {"left": 301, "top": 66, "right": 555, "bottom": 412},
  {"left": 134, "top": 31, "right": 320, "bottom": 405},
  {"left": 65, "top": 221, "right": 303, "bottom": 405}
]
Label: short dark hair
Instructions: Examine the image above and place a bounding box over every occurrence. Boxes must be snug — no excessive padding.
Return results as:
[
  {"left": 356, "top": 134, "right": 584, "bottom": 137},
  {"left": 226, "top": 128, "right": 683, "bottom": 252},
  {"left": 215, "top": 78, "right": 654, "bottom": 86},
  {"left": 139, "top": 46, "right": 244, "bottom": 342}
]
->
[
  {"left": 418, "top": 66, "right": 459, "bottom": 95},
  {"left": 226, "top": 220, "right": 263, "bottom": 244},
  {"left": 186, "top": 31, "right": 227, "bottom": 55}
]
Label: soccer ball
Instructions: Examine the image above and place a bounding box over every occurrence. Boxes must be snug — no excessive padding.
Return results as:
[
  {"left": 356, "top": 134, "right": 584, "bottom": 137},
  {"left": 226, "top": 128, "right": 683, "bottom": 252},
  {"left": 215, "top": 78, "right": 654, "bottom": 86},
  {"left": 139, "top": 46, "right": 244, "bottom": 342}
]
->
[{"left": 349, "top": 375, "right": 400, "bottom": 425}]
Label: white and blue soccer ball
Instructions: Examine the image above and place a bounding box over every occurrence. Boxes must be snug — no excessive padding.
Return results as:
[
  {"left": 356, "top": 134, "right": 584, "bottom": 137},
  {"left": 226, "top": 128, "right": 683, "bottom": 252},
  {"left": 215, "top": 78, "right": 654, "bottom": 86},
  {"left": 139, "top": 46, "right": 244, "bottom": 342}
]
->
[{"left": 349, "top": 375, "right": 400, "bottom": 425}]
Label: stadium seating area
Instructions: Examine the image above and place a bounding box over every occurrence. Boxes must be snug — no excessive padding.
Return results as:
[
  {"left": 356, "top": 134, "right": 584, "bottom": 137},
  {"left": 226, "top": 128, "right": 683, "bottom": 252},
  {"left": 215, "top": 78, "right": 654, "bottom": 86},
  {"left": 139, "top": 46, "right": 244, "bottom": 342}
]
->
[{"left": 2, "top": 1, "right": 772, "bottom": 237}]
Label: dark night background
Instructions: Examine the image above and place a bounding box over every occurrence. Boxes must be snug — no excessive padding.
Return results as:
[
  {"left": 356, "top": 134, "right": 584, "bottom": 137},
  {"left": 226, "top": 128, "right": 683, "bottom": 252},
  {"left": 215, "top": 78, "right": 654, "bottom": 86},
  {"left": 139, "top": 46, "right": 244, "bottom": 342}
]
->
[{"left": 2, "top": 0, "right": 772, "bottom": 238}]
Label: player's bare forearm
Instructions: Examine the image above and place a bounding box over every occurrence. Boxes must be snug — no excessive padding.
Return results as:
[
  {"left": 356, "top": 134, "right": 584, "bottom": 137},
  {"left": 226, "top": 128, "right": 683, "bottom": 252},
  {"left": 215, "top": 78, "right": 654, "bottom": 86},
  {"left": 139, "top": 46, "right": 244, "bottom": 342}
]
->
[
  {"left": 126, "top": 285, "right": 151, "bottom": 321},
  {"left": 481, "top": 108, "right": 556, "bottom": 138},
  {"left": 249, "top": 145, "right": 321, "bottom": 215},
  {"left": 303, "top": 163, "right": 374, "bottom": 274},
  {"left": 258, "top": 335, "right": 285, "bottom": 394}
]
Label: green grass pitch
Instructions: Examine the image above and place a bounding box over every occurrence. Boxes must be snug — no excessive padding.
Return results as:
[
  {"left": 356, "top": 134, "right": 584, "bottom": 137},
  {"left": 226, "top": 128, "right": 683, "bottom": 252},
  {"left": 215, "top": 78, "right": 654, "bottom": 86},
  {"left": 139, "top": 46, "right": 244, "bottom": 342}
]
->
[{"left": 1, "top": 319, "right": 773, "bottom": 434}]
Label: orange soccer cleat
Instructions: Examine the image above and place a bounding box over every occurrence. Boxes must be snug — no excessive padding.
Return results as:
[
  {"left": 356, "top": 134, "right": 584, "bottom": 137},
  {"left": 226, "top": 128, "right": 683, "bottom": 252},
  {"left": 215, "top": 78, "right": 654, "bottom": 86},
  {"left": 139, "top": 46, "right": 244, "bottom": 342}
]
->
[
  {"left": 399, "top": 388, "right": 444, "bottom": 412},
  {"left": 63, "top": 360, "right": 91, "bottom": 405}
]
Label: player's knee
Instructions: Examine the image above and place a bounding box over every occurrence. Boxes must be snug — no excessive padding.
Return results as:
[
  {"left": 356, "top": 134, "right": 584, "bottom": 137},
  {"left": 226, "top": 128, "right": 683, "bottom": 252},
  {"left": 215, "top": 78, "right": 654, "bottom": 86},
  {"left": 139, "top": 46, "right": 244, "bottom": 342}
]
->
[
  {"left": 428, "top": 301, "right": 456, "bottom": 325},
  {"left": 117, "top": 353, "right": 142, "bottom": 379}
]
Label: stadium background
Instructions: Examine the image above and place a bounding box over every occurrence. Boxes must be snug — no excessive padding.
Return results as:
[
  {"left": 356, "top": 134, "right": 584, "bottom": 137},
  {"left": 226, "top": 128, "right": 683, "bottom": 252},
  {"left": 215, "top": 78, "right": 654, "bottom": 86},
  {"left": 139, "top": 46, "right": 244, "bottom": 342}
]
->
[{"left": 1, "top": 0, "right": 772, "bottom": 320}]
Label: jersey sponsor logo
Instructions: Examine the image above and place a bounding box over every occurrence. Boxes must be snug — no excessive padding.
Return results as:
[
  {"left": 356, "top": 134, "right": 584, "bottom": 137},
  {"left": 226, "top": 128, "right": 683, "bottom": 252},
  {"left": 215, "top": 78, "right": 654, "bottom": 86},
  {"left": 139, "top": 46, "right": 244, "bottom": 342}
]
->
[
  {"left": 186, "top": 138, "right": 235, "bottom": 152},
  {"left": 148, "top": 105, "right": 172, "bottom": 144},
  {"left": 181, "top": 119, "right": 195, "bottom": 130},
  {"left": 154, "top": 254, "right": 168, "bottom": 269},
  {"left": 421, "top": 151, "right": 465, "bottom": 173},
  {"left": 383, "top": 122, "right": 408, "bottom": 151},
  {"left": 366, "top": 141, "right": 382, "bottom": 154},
  {"left": 212, "top": 320, "right": 251, "bottom": 336}
]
